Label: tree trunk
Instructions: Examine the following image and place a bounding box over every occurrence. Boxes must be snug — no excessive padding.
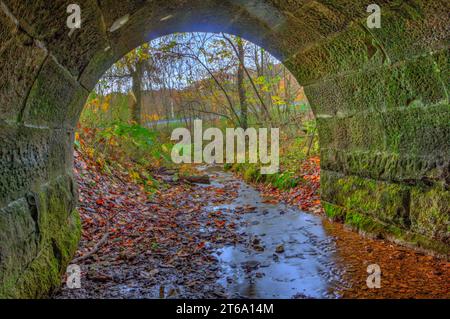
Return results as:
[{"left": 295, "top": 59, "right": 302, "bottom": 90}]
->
[
  {"left": 130, "top": 61, "right": 144, "bottom": 125},
  {"left": 237, "top": 39, "right": 248, "bottom": 130}
]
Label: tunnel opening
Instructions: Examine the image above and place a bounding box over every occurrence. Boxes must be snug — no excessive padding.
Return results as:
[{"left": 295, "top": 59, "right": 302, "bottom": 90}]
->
[
  {"left": 77, "top": 31, "right": 315, "bottom": 178},
  {"left": 63, "top": 32, "right": 323, "bottom": 298}
]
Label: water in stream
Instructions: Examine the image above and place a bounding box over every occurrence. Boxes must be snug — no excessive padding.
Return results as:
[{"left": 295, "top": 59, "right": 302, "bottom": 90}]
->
[
  {"left": 200, "top": 166, "right": 449, "bottom": 299},
  {"left": 200, "top": 167, "right": 345, "bottom": 298}
]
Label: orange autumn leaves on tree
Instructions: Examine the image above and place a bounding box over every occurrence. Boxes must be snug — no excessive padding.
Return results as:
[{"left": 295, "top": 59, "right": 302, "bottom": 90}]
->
[{"left": 85, "top": 95, "right": 112, "bottom": 113}]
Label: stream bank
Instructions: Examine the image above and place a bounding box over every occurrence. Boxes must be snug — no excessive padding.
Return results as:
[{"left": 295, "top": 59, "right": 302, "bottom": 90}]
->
[{"left": 55, "top": 165, "right": 449, "bottom": 299}]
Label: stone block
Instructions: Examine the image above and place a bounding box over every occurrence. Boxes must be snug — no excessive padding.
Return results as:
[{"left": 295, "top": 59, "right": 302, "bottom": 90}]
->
[
  {"left": 2, "top": 0, "right": 109, "bottom": 77},
  {"left": 410, "top": 185, "right": 449, "bottom": 244},
  {"left": 22, "top": 57, "right": 88, "bottom": 129},
  {"left": 0, "top": 37, "right": 47, "bottom": 122}
]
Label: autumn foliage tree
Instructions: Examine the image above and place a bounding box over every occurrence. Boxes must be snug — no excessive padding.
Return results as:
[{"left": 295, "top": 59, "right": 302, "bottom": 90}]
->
[{"left": 94, "top": 33, "right": 309, "bottom": 131}]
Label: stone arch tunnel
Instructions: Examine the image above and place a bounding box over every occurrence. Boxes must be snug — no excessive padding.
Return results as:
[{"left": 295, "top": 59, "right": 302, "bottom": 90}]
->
[{"left": 0, "top": 0, "right": 448, "bottom": 298}]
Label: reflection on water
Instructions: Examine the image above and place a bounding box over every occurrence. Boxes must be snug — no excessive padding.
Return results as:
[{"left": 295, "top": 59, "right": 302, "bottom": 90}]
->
[
  {"left": 205, "top": 168, "right": 347, "bottom": 299},
  {"left": 199, "top": 166, "right": 450, "bottom": 299}
]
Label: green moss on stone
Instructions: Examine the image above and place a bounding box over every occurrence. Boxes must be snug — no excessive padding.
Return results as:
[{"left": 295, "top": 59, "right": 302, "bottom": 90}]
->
[
  {"left": 323, "top": 201, "right": 450, "bottom": 257},
  {"left": 368, "top": 1, "right": 448, "bottom": 62},
  {"left": 0, "top": 175, "right": 81, "bottom": 298},
  {"left": 321, "top": 170, "right": 411, "bottom": 228},
  {"left": 285, "top": 24, "right": 384, "bottom": 84},
  {"left": 410, "top": 185, "right": 450, "bottom": 245},
  {"left": 306, "top": 49, "right": 448, "bottom": 120}
]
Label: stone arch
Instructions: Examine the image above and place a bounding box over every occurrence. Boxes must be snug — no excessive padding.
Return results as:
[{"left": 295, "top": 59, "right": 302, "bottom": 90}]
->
[{"left": 0, "top": 0, "right": 448, "bottom": 298}]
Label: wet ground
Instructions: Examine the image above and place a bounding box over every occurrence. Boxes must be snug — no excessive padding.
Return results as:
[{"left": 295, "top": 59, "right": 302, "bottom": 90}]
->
[
  {"left": 55, "top": 165, "right": 449, "bottom": 299},
  {"left": 200, "top": 166, "right": 346, "bottom": 298}
]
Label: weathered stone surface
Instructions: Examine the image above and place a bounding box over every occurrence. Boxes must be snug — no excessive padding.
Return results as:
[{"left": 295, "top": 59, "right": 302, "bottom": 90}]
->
[
  {"left": 433, "top": 48, "right": 449, "bottom": 95},
  {"left": 0, "top": 122, "right": 74, "bottom": 207},
  {"left": 0, "top": 0, "right": 448, "bottom": 298},
  {"left": 321, "top": 170, "right": 411, "bottom": 228},
  {"left": 410, "top": 186, "right": 450, "bottom": 245},
  {"left": 97, "top": 0, "right": 151, "bottom": 29},
  {"left": 22, "top": 57, "right": 89, "bottom": 129},
  {"left": 0, "top": 26, "right": 47, "bottom": 122},
  {"left": 0, "top": 3, "right": 16, "bottom": 48},
  {"left": 2, "top": 0, "right": 109, "bottom": 77},
  {"left": 316, "top": 103, "right": 450, "bottom": 158},
  {"left": 321, "top": 170, "right": 450, "bottom": 256},
  {"left": 0, "top": 198, "right": 40, "bottom": 292},
  {"left": 316, "top": 112, "right": 385, "bottom": 152},
  {"left": 285, "top": 24, "right": 385, "bottom": 85},
  {"left": 321, "top": 149, "right": 449, "bottom": 186},
  {"left": 79, "top": 46, "right": 117, "bottom": 91},
  {"left": 0, "top": 174, "right": 81, "bottom": 298},
  {"left": 305, "top": 50, "right": 449, "bottom": 117},
  {"left": 382, "top": 103, "right": 450, "bottom": 156},
  {"left": 368, "top": 0, "right": 450, "bottom": 63},
  {"left": 268, "top": 0, "right": 351, "bottom": 57}
]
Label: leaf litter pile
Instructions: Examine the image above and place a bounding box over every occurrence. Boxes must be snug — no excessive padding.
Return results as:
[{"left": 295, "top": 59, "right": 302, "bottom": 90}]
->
[
  {"left": 256, "top": 157, "right": 322, "bottom": 214},
  {"left": 56, "top": 151, "right": 249, "bottom": 298}
]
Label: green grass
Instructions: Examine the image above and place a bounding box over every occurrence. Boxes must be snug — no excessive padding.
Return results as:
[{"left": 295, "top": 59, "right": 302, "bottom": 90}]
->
[{"left": 225, "top": 119, "right": 319, "bottom": 189}]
